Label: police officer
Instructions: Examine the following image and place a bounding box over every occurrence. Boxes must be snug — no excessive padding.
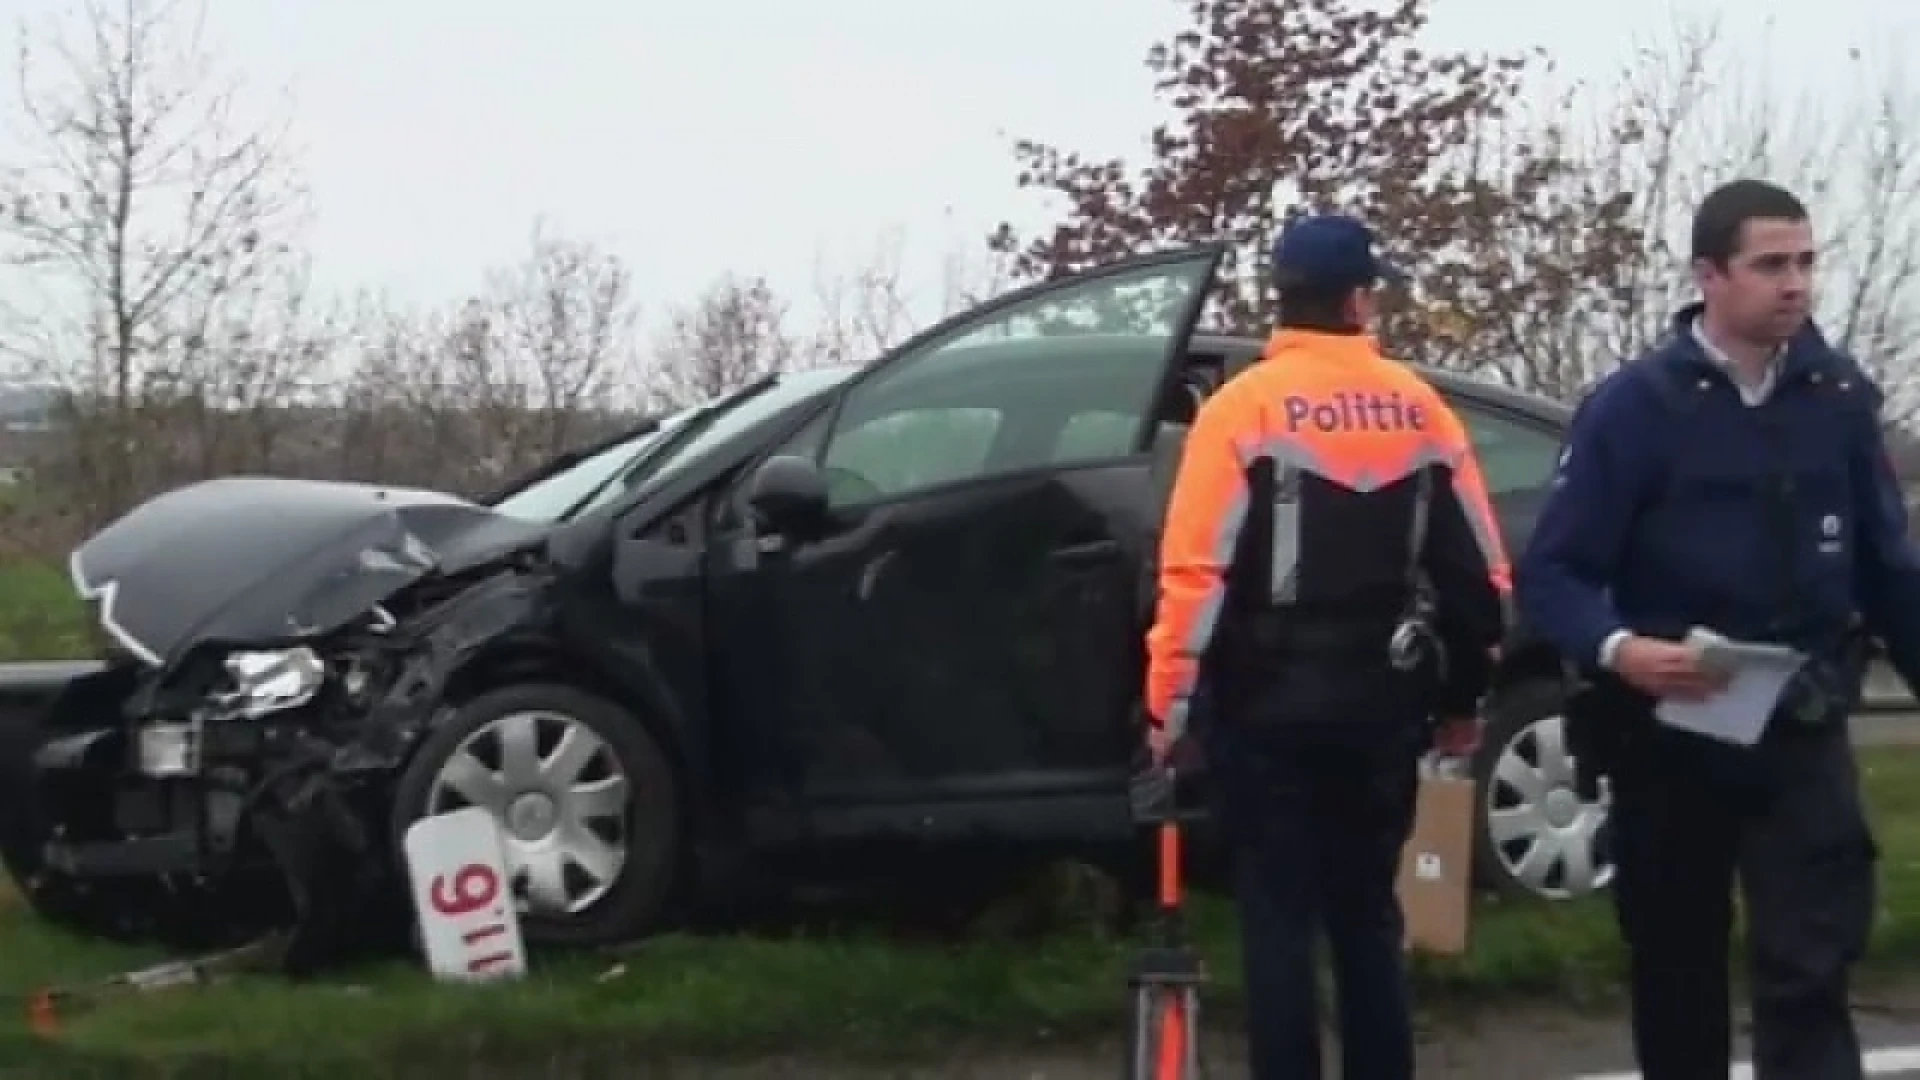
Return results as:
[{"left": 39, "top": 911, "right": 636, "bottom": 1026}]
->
[
  {"left": 1516, "top": 178, "right": 1920, "bottom": 1080},
  {"left": 1142, "top": 212, "right": 1509, "bottom": 1080}
]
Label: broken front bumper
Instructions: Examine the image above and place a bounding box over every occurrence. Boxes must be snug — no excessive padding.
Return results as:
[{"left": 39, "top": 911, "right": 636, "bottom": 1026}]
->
[
  {"left": 21, "top": 569, "right": 543, "bottom": 966},
  {"left": 30, "top": 717, "right": 366, "bottom": 880},
  {"left": 25, "top": 700, "right": 412, "bottom": 971}
]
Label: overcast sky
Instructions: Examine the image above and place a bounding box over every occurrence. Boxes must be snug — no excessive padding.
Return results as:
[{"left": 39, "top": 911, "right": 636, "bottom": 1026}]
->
[{"left": 1, "top": 0, "right": 1915, "bottom": 345}]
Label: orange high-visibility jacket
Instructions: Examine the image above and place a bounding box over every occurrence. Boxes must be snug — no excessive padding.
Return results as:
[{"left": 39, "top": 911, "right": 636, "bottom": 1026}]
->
[{"left": 1143, "top": 328, "right": 1511, "bottom": 741}]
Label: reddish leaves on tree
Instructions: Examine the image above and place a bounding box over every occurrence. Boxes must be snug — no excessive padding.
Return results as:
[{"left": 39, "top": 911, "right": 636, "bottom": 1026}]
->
[{"left": 990, "top": 0, "right": 1645, "bottom": 383}]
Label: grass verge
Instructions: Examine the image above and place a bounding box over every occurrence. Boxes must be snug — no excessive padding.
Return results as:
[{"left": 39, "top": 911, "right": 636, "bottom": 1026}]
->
[
  {"left": 0, "top": 558, "right": 88, "bottom": 661},
  {"left": 1, "top": 743, "right": 1917, "bottom": 1077}
]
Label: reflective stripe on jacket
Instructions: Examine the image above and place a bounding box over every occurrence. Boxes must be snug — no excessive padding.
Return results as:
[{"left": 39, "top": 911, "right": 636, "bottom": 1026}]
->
[{"left": 1144, "top": 328, "right": 1510, "bottom": 739}]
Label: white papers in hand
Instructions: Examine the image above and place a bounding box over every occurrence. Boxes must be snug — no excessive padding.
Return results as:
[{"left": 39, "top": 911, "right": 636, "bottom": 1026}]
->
[{"left": 1652, "top": 628, "right": 1808, "bottom": 747}]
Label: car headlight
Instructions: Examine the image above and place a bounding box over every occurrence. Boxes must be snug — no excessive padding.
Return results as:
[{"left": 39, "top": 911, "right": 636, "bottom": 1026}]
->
[{"left": 218, "top": 647, "right": 326, "bottom": 719}]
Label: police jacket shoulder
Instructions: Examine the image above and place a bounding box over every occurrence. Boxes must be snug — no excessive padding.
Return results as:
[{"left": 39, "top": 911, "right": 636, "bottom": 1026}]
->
[
  {"left": 1542, "top": 330, "right": 1710, "bottom": 482},
  {"left": 1513, "top": 337, "right": 1699, "bottom": 668},
  {"left": 1799, "top": 328, "right": 1885, "bottom": 412}
]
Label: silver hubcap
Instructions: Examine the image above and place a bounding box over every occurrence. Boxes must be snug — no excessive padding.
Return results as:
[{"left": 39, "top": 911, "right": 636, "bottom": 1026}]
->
[
  {"left": 423, "top": 709, "right": 631, "bottom": 916},
  {"left": 1484, "top": 712, "right": 1614, "bottom": 898}
]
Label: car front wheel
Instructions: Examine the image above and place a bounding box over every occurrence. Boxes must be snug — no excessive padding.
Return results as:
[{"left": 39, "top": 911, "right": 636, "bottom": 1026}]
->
[
  {"left": 390, "top": 682, "right": 680, "bottom": 949},
  {"left": 1471, "top": 677, "right": 1614, "bottom": 901}
]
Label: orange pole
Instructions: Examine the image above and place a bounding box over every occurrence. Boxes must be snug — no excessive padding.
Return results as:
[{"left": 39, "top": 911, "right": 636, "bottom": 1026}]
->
[
  {"left": 1157, "top": 821, "right": 1181, "bottom": 910},
  {"left": 1155, "top": 996, "right": 1188, "bottom": 1078}
]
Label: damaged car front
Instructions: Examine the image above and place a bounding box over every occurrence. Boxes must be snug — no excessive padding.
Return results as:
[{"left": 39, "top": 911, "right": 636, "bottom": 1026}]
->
[
  {"left": 5, "top": 369, "right": 848, "bottom": 969},
  {"left": 8, "top": 392, "right": 704, "bottom": 956},
  {"left": 23, "top": 475, "right": 562, "bottom": 966}
]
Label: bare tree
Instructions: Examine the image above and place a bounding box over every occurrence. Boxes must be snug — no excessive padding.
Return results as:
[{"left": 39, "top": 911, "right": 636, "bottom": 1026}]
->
[
  {"left": 647, "top": 274, "right": 797, "bottom": 410},
  {"left": 0, "top": 0, "right": 310, "bottom": 522},
  {"left": 492, "top": 221, "right": 644, "bottom": 450},
  {"left": 336, "top": 225, "right": 644, "bottom": 496},
  {"left": 426, "top": 223, "right": 642, "bottom": 479},
  {"left": 808, "top": 228, "right": 918, "bottom": 368},
  {"left": 1511, "top": 15, "right": 1920, "bottom": 410},
  {"left": 936, "top": 231, "right": 1015, "bottom": 319},
  {"left": 803, "top": 221, "right": 1017, "bottom": 369},
  {"left": 330, "top": 294, "right": 456, "bottom": 490}
]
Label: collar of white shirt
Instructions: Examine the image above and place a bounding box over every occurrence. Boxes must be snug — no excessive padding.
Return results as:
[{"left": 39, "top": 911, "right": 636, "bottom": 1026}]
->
[{"left": 1689, "top": 316, "right": 1784, "bottom": 407}]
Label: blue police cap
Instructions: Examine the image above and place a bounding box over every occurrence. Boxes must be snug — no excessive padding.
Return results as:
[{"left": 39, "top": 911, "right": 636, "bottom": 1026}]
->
[{"left": 1270, "top": 213, "right": 1409, "bottom": 291}]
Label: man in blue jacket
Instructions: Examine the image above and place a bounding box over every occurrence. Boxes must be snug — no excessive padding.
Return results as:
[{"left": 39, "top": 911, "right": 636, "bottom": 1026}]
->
[{"left": 1517, "top": 178, "right": 1920, "bottom": 1080}]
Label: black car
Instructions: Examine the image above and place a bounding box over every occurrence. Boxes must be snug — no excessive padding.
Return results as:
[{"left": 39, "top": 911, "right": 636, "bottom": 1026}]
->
[{"left": 0, "top": 243, "right": 1602, "bottom": 960}]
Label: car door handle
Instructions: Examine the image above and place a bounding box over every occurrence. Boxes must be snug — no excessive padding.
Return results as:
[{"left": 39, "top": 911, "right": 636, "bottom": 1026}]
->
[{"left": 1051, "top": 538, "right": 1120, "bottom": 566}]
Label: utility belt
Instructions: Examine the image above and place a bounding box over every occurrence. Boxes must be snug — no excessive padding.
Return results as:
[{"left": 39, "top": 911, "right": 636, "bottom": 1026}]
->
[
  {"left": 1219, "top": 610, "right": 1408, "bottom": 669},
  {"left": 1208, "top": 607, "right": 1443, "bottom": 742},
  {"left": 1213, "top": 604, "right": 1448, "bottom": 728},
  {"left": 1775, "top": 621, "right": 1875, "bottom": 730}
]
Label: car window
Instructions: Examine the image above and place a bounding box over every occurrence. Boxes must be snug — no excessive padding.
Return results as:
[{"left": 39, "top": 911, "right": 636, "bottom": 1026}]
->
[
  {"left": 825, "top": 407, "right": 1003, "bottom": 501},
  {"left": 815, "top": 253, "right": 1217, "bottom": 508},
  {"left": 1454, "top": 402, "right": 1562, "bottom": 495},
  {"left": 1052, "top": 409, "right": 1142, "bottom": 463}
]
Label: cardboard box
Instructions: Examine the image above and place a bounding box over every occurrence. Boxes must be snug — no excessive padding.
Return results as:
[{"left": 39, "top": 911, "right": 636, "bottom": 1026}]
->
[{"left": 1395, "top": 760, "right": 1476, "bottom": 956}]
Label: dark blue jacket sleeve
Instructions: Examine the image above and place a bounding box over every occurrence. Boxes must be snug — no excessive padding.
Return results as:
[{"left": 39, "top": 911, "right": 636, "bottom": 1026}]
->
[
  {"left": 1845, "top": 381, "right": 1920, "bottom": 693},
  {"left": 1515, "top": 374, "right": 1652, "bottom": 669}
]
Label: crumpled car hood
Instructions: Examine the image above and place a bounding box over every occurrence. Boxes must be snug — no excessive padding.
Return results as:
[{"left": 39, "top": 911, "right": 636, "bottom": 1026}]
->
[{"left": 70, "top": 475, "right": 551, "bottom": 668}]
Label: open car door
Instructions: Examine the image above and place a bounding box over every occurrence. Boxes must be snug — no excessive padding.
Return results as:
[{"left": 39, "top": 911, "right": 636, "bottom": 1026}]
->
[{"left": 711, "top": 243, "right": 1229, "bottom": 843}]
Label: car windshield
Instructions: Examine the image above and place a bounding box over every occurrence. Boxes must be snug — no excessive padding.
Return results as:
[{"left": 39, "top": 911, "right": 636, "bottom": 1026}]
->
[
  {"left": 625, "top": 365, "right": 856, "bottom": 500},
  {"left": 487, "top": 366, "right": 854, "bottom": 524},
  {"left": 488, "top": 419, "right": 683, "bottom": 523}
]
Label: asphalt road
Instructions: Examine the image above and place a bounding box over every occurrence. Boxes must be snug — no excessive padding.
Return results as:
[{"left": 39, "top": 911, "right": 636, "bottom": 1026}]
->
[
  {"left": 1031, "top": 994, "right": 1920, "bottom": 1079},
  {"left": 1539, "top": 997, "right": 1920, "bottom": 1080},
  {"left": 689, "top": 997, "right": 1920, "bottom": 1077},
  {"left": 1856, "top": 709, "right": 1920, "bottom": 746}
]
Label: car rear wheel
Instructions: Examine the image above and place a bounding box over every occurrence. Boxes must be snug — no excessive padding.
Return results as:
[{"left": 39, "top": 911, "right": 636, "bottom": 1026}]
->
[
  {"left": 1471, "top": 677, "right": 1614, "bottom": 901},
  {"left": 390, "top": 683, "right": 679, "bottom": 949}
]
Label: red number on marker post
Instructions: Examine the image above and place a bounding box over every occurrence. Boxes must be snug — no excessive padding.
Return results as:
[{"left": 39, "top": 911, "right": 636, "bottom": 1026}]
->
[
  {"left": 463, "top": 923, "right": 508, "bottom": 946},
  {"left": 429, "top": 864, "right": 499, "bottom": 916},
  {"left": 427, "top": 862, "right": 516, "bottom": 976},
  {"left": 467, "top": 950, "right": 515, "bottom": 974}
]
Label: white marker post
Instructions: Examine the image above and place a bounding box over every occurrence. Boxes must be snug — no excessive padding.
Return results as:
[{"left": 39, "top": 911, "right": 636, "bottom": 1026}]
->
[{"left": 402, "top": 806, "right": 529, "bottom": 984}]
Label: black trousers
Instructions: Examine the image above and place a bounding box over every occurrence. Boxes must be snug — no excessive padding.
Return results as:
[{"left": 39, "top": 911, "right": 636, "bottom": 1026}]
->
[
  {"left": 1206, "top": 687, "right": 1427, "bottom": 1080},
  {"left": 1607, "top": 717, "right": 1877, "bottom": 1080}
]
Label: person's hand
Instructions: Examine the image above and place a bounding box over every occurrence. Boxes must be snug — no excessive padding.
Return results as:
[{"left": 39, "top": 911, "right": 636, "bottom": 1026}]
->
[
  {"left": 1432, "top": 715, "right": 1482, "bottom": 758},
  {"left": 1613, "top": 634, "right": 1729, "bottom": 701},
  {"left": 1130, "top": 736, "right": 1181, "bottom": 823},
  {"left": 1146, "top": 721, "right": 1173, "bottom": 764},
  {"left": 1130, "top": 757, "right": 1176, "bottom": 822}
]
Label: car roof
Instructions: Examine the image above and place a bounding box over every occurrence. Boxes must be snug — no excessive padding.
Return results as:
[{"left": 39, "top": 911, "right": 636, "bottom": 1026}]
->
[
  {"left": 846, "top": 328, "right": 1572, "bottom": 428},
  {"left": 608, "top": 327, "right": 1571, "bottom": 531}
]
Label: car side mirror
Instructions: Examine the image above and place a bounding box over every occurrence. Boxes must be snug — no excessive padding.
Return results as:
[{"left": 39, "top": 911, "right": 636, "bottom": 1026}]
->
[{"left": 747, "top": 454, "right": 829, "bottom": 534}]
